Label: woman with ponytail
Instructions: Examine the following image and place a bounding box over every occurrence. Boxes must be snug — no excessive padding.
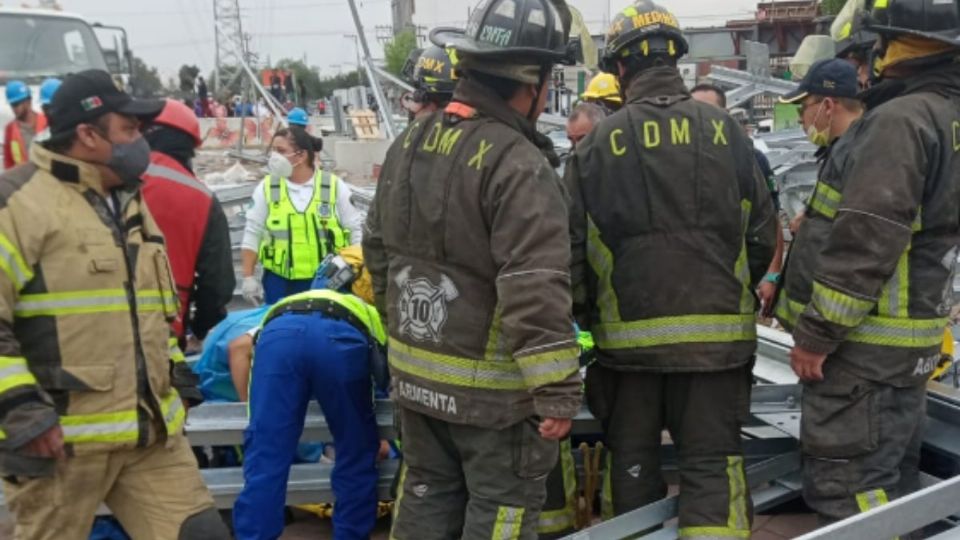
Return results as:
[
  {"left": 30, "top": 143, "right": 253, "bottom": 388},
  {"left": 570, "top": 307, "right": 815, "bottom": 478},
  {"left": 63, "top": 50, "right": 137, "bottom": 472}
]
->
[{"left": 240, "top": 118, "right": 364, "bottom": 304}]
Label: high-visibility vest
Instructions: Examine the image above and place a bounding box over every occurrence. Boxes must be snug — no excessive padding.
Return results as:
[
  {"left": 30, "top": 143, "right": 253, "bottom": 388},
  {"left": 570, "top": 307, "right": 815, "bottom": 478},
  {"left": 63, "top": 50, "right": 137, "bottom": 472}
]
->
[
  {"left": 3, "top": 113, "right": 46, "bottom": 169},
  {"left": 263, "top": 288, "right": 385, "bottom": 345},
  {"left": 141, "top": 151, "right": 214, "bottom": 339},
  {"left": 258, "top": 171, "right": 349, "bottom": 280}
]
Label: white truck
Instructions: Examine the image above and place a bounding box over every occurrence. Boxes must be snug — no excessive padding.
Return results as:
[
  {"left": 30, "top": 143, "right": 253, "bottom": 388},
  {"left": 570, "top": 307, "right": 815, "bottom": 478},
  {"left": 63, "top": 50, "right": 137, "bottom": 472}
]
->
[{"left": 0, "top": 6, "right": 130, "bottom": 170}]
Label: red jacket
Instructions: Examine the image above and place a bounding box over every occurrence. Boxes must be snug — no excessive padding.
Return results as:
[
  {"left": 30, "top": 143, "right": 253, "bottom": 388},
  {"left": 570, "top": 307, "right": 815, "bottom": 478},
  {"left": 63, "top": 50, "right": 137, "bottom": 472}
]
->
[
  {"left": 141, "top": 151, "right": 234, "bottom": 341},
  {"left": 3, "top": 113, "right": 46, "bottom": 169}
]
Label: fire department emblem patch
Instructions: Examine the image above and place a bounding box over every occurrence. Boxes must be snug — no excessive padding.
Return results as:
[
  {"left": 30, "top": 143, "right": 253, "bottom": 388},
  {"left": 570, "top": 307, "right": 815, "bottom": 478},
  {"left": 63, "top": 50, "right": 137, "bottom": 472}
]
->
[{"left": 395, "top": 266, "right": 459, "bottom": 343}]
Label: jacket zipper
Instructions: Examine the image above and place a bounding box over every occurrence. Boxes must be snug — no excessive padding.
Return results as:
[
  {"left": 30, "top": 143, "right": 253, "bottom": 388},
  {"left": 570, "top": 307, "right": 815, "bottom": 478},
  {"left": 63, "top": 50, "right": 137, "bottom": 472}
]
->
[{"left": 107, "top": 192, "right": 163, "bottom": 448}]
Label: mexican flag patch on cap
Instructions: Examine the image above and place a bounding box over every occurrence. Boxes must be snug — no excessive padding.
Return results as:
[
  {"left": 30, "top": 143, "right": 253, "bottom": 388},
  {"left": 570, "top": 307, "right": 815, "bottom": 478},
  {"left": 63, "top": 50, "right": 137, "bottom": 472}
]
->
[{"left": 81, "top": 96, "right": 103, "bottom": 111}]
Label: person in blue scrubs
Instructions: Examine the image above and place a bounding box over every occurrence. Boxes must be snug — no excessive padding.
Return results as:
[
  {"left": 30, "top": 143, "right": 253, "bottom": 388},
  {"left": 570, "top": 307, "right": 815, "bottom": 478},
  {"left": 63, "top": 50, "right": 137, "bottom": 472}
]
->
[{"left": 233, "top": 248, "right": 387, "bottom": 540}]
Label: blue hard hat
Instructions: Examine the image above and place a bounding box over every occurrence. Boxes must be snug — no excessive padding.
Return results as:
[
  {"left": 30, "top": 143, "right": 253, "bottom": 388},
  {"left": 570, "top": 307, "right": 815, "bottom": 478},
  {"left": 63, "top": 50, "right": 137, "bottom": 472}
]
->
[
  {"left": 287, "top": 107, "right": 309, "bottom": 126},
  {"left": 39, "top": 78, "right": 62, "bottom": 106},
  {"left": 5, "top": 80, "right": 30, "bottom": 106}
]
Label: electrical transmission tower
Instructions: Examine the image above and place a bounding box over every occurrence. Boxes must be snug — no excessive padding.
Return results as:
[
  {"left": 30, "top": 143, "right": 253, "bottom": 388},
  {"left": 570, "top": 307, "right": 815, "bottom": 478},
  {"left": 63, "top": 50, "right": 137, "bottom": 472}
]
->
[{"left": 213, "top": 0, "right": 250, "bottom": 94}]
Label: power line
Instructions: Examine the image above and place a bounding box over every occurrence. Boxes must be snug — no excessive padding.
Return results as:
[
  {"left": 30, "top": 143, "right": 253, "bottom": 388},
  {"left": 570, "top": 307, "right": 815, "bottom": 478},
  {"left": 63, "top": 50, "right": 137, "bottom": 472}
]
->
[{"left": 85, "top": 0, "right": 389, "bottom": 17}]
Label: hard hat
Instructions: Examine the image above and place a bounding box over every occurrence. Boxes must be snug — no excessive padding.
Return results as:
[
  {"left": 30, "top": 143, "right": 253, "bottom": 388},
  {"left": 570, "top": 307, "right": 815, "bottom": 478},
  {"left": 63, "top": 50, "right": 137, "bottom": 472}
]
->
[
  {"left": 152, "top": 99, "right": 202, "bottom": 148},
  {"left": 413, "top": 46, "right": 459, "bottom": 97},
  {"left": 863, "top": 0, "right": 960, "bottom": 47},
  {"left": 581, "top": 73, "right": 622, "bottom": 104},
  {"left": 39, "top": 78, "right": 62, "bottom": 107},
  {"left": 430, "top": 0, "right": 575, "bottom": 65},
  {"left": 5, "top": 80, "right": 30, "bottom": 106},
  {"left": 831, "top": 0, "right": 879, "bottom": 59},
  {"left": 287, "top": 107, "right": 309, "bottom": 127},
  {"left": 600, "top": 0, "right": 689, "bottom": 74}
]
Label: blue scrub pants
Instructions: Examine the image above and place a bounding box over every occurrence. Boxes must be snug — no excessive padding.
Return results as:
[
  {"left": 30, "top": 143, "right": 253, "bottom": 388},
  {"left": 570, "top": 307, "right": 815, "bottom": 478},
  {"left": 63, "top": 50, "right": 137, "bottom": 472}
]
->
[
  {"left": 233, "top": 312, "right": 380, "bottom": 540},
  {"left": 262, "top": 269, "right": 313, "bottom": 305}
]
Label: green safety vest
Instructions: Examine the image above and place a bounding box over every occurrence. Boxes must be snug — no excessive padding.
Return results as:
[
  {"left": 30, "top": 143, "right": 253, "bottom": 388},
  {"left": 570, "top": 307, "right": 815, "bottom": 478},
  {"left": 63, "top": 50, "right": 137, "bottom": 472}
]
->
[
  {"left": 264, "top": 288, "right": 386, "bottom": 345},
  {"left": 258, "top": 171, "right": 350, "bottom": 280}
]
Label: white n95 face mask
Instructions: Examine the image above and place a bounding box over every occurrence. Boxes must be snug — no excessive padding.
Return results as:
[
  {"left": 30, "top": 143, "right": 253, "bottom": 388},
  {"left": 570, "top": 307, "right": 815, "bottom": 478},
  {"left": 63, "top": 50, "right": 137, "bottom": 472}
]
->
[{"left": 266, "top": 151, "right": 294, "bottom": 179}]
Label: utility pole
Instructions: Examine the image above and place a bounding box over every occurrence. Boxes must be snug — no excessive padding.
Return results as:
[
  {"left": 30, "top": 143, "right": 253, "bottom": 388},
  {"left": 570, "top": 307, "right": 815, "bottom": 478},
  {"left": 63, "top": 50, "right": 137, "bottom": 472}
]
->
[
  {"left": 213, "top": 0, "right": 247, "bottom": 95},
  {"left": 346, "top": 0, "right": 397, "bottom": 139}
]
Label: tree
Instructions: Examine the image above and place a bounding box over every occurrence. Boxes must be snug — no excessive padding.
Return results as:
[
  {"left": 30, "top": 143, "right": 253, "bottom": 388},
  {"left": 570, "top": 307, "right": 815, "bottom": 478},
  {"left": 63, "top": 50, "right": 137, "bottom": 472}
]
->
[
  {"left": 384, "top": 30, "right": 418, "bottom": 77},
  {"left": 820, "top": 0, "right": 846, "bottom": 16},
  {"left": 130, "top": 56, "right": 164, "bottom": 98},
  {"left": 276, "top": 58, "right": 323, "bottom": 101}
]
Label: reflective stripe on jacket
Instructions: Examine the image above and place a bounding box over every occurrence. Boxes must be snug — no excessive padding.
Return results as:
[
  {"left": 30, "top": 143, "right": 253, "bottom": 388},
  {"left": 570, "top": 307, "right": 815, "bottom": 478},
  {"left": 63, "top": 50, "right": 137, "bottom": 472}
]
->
[
  {"left": 0, "top": 144, "right": 195, "bottom": 473},
  {"left": 777, "top": 66, "right": 960, "bottom": 385},
  {"left": 567, "top": 67, "right": 777, "bottom": 372},
  {"left": 364, "top": 78, "right": 582, "bottom": 429}
]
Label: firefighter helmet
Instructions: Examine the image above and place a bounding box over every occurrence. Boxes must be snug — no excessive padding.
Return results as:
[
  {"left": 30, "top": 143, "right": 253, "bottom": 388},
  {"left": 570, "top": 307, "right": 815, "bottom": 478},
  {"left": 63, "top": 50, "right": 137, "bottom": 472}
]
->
[
  {"left": 601, "top": 0, "right": 689, "bottom": 73},
  {"left": 429, "top": 0, "right": 574, "bottom": 64},
  {"left": 413, "top": 46, "right": 459, "bottom": 97},
  {"left": 581, "top": 73, "right": 622, "bottom": 105},
  {"left": 152, "top": 99, "right": 202, "bottom": 148},
  {"left": 831, "top": 0, "right": 879, "bottom": 59},
  {"left": 863, "top": 0, "right": 960, "bottom": 47}
]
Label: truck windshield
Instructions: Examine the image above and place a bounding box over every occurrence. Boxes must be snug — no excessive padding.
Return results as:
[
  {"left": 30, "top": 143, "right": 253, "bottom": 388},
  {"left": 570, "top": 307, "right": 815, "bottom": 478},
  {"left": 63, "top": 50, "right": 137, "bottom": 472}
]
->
[{"left": 0, "top": 13, "right": 108, "bottom": 84}]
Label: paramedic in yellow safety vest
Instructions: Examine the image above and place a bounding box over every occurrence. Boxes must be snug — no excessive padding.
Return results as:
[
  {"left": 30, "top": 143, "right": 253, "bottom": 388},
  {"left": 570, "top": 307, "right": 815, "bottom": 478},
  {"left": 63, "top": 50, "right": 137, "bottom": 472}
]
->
[{"left": 240, "top": 125, "right": 365, "bottom": 305}]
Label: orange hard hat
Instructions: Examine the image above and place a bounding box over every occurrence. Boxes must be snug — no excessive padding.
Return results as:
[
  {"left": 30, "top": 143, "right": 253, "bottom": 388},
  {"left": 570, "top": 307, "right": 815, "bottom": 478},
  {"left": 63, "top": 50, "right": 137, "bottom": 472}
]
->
[{"left": 153, "top": 99, "right": 202, "bottom": 148}]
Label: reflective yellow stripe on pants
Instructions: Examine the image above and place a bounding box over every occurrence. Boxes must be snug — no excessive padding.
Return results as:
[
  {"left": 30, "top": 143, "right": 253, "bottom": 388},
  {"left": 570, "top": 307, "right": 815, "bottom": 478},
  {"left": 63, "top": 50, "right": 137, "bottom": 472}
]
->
[
  {"left": 855, "top": 489, "right": 899, "bottom": 540},
  {"left": 492, "top": 506, "right": 525, "bottom": 540},
  {"left": 678, "top": 456, "right": 750, "bottom": 539},
  {"left": 538, "top": 439, "right": 577, "bottom": 535}
]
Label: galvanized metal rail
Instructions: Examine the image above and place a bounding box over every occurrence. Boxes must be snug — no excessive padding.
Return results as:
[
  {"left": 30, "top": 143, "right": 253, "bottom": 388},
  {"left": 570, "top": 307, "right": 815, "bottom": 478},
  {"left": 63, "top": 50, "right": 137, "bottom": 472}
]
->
[{"left": 3, "top": 326, "right": 960, "bottom": 540}]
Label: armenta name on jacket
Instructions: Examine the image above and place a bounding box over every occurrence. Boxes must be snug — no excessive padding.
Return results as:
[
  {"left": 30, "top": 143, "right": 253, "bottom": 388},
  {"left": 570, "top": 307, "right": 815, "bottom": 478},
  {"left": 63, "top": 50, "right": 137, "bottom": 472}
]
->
[{"left": 397, "top": 381, "right": 458, "bottom": 415}]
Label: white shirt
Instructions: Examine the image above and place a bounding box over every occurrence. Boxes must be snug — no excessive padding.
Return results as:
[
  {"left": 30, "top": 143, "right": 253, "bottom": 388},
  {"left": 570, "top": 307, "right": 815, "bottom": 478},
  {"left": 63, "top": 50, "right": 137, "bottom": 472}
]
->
[{"left": 240, "top": 172, "right": 365, "bottom": 252}]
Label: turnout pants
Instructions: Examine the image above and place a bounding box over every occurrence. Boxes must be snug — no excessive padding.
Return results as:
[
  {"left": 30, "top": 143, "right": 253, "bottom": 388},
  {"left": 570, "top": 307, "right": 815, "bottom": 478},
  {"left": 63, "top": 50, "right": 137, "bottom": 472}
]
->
[
  {"left": 801, "top": 361, "right": 925, "bottom": 525},
  {"left": 233, "top": 312, "right": 380, "bottom": 540},
  {"left": 391, "top": 407, "right": 558, "bottom": 540},
  {"left": 537, "top": 438, "right": 578, "bottom": 539},
  {"left": 2, "top": 434, "right": 224, "bottom": 540},
  {"left": 586, "top": 362, "right": 754, "bottom": 539}
]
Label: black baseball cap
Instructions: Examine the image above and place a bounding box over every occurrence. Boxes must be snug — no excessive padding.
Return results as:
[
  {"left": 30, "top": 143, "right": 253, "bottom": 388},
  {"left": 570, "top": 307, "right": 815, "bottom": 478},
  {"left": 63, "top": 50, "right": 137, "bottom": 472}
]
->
[
  {"left": 779, "top": 58, "right": 859, "bottom": 104},
  {"left": 48, "top": 69, "right": 164, "bottom": 138}
]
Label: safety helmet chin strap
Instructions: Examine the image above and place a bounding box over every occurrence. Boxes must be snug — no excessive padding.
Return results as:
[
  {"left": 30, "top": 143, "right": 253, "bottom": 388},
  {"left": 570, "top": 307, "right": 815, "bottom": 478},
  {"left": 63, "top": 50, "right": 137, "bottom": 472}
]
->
[{"left": 527, "top": 64, "right": 554, "bottom": 122}]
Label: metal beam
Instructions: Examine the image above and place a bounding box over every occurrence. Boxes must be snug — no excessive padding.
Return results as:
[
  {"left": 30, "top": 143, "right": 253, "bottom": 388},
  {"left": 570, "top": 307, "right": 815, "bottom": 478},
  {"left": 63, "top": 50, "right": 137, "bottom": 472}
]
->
[
  {"left": 563, "top": 452, "right": 802, "bottom": 540},
  {"left": 346, "top": 0, "right": 398, "bottom": 140},
  {"left": 794, "top": 475, "right": 960, "bottom": 540}
]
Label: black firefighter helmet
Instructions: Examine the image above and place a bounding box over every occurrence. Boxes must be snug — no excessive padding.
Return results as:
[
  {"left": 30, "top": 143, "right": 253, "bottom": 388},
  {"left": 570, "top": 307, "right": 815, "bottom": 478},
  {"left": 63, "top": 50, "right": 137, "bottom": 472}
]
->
[
  {"left": 863, "top": 0, "right": 960, "bottom": 47},
  {"left": 831, "top": 0, "right": 879, "bottom": 60},
  {"left": 429, "top": 0, "right": 576, "bottom": 65},
  {"left": 600, "top": 0, "right": 689, "bottom": 74},
  {"left": 413, "top": 46, "right": 459, "bottom": 97}
]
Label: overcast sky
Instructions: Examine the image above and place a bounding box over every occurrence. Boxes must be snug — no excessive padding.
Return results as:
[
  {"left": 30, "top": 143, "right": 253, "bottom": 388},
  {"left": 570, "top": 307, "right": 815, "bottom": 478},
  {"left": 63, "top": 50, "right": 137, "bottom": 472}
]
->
[{"left": 61, "top": 0, "right": 760, "bottom": 80}]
